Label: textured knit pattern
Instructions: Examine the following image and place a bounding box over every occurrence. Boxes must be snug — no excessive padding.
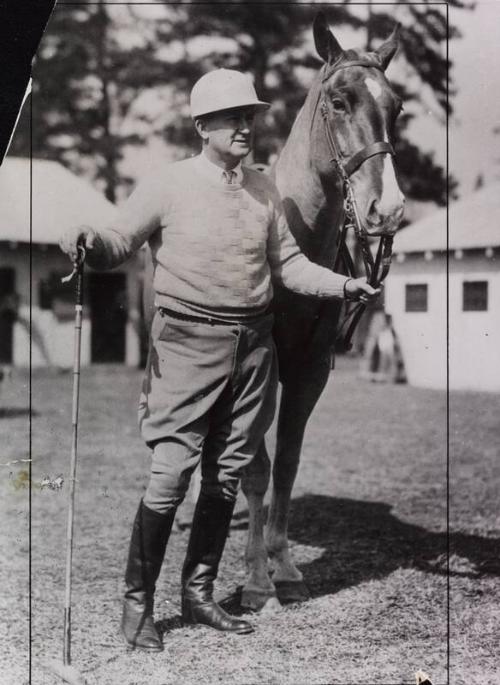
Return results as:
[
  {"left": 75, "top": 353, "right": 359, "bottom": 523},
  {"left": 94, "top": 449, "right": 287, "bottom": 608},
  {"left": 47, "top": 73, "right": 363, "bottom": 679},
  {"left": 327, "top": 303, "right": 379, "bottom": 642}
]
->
[{"left": 89, "top": 156, "right": 348, "bottom": 319}]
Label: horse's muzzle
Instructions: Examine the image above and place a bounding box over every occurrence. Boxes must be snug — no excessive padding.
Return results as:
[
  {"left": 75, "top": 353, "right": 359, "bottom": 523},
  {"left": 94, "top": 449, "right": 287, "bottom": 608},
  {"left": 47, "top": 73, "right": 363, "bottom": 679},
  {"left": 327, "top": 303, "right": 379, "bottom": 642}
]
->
[{"left": 365, "top": 197, "right": 405, "bottom": 236}]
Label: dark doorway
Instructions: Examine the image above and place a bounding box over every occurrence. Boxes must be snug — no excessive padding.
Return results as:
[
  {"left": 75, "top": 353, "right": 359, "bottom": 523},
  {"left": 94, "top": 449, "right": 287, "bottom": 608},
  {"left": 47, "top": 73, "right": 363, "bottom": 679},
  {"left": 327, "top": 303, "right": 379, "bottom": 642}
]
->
[
  {"left": 88, "top": 272, "right": 127, "bottom": 363},
  {"left": 0, "top": 268, "right": 17, "bottom": 364}
]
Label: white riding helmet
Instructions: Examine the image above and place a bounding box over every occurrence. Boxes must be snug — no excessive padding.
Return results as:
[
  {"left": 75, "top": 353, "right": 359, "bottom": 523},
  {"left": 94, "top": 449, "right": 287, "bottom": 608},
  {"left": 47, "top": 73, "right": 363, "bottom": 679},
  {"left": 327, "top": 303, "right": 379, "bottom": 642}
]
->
[{"left": 190, "top": 68, "right": 270, "bottom": 119}]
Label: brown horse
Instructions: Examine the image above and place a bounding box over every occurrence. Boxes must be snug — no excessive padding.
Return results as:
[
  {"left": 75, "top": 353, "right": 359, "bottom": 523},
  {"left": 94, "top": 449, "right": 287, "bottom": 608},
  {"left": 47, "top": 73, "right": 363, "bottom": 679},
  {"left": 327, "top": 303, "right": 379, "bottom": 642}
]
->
[{"left": 239, "top": 13, "right": 405, "bottom": 610}]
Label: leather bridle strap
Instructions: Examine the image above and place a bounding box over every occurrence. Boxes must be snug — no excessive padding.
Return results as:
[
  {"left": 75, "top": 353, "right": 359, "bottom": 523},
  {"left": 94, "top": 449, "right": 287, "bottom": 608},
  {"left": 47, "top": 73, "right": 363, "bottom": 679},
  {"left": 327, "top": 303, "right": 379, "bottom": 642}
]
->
[
  {"left": 315, "top": 62, "right": 397, "bottom": 351},
  {"left": 322, "top": 58, "right": 384, "bottom": 82},
  {"left": 343, "top": 141, "right": 394, "bottom": 178},
  {"left": 319, "top": 99, "right": 395, "bottom": 181}
]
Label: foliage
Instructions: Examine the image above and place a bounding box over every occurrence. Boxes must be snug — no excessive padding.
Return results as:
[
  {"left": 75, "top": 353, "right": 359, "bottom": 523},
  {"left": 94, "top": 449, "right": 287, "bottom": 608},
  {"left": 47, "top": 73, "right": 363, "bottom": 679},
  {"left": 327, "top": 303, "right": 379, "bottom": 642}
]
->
[
  {"left": 153, "top": 0, "right": 466, "bottom": 204},
  {"left": 11, "top": 3, "right": 167, "bottom": 201},
  {"left": 12, "top": 1, "right": 470, "bottom": 204}
]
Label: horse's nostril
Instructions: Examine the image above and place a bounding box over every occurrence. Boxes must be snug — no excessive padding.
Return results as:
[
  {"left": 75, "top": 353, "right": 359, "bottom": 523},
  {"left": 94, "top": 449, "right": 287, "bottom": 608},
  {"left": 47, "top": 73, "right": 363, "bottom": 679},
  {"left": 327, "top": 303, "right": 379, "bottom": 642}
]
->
[
  {"left": 368, "top": 198, "right": 376, "bottom": 215},
  {"left": 367, "top": 199, "right": 382, "bottom": 225},
  {"left": 369, "top": 195, "right": 405, "bottom": 221}
]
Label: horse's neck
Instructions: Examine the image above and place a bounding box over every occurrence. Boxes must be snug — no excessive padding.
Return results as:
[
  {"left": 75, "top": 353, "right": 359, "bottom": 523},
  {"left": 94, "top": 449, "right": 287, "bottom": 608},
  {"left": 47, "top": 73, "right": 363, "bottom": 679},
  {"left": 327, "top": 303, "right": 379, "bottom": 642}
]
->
[{"left": 274, "top": 78, "right": 343, "bottom": 263}]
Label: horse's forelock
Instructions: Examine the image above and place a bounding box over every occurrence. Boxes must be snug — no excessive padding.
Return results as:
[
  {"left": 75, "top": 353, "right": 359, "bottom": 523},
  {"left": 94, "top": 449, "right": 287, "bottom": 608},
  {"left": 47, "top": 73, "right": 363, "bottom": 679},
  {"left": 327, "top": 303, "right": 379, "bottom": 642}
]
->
[{"left": 341, "top": 48, "right": 360, "bottom": 62}]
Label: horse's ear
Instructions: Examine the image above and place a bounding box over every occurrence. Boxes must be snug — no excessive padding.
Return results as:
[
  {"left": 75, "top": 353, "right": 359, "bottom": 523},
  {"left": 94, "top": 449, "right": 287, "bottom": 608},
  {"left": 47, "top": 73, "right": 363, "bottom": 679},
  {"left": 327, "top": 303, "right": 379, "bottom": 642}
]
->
[
  {"left": 376, "top": 23, "right": 401, "bottom": 71},
  {"left": 313, "top": 12, "right": 343, "bottom": 65}
]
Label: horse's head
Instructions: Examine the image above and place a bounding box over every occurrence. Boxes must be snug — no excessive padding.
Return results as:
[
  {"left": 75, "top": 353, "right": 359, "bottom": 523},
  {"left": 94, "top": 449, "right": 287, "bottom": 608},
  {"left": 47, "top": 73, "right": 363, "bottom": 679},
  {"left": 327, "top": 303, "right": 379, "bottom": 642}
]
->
[{"left": 311, "top": 13, "right": 405, "bottom": 236}]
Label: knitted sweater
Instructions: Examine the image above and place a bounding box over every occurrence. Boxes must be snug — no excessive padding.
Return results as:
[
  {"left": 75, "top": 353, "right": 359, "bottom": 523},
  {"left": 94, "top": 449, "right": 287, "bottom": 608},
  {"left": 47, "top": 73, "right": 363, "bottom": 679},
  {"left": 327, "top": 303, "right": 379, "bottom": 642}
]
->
[{"left": 89, "top": 155, "right": 348, "bottom": 320}]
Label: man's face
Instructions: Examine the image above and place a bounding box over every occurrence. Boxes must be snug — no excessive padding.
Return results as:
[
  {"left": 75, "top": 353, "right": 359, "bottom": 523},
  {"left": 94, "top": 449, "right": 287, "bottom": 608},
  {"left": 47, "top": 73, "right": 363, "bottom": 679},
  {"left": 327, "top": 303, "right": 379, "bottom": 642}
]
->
[{"left": 196, "top": 106, "right": 257, "bottom": 166}]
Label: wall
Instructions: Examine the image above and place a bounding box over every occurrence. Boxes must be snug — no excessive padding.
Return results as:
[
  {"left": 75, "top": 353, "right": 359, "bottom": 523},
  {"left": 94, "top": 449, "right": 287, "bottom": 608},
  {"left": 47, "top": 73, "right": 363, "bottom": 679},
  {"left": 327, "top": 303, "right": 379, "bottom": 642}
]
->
[
  {"left": 0, "top": 242, "right": 142, "bottom": 368},
  {"left": 449, "top": 253, "right": 500, "bottom": 391},
  {"left": 384, "top": 251, "right": 499, "bottom": 391}
]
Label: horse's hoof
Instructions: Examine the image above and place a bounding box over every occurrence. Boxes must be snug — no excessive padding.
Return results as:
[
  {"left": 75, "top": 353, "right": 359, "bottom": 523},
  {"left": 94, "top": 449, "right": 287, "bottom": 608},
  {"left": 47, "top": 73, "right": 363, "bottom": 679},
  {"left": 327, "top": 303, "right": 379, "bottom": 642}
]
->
[
  {"left": 274, "top": 580, "right": 310, "bottom": 604},
  {"left": 259, "top": 596, "right": 283, "bottom": 615},
  {"left": 240, "top": 587, "right": 280, "bottom": 612}
]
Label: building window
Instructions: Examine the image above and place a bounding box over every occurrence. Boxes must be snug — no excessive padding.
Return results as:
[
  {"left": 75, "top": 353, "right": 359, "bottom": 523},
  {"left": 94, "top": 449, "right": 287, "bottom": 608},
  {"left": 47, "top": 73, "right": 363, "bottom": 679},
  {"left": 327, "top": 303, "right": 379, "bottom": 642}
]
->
[
  {"left": 405, "top": 284, "right": 428, "bottom": 312},
  {"left": 463, "top": 281, "right": 488, "bottom": 311}
]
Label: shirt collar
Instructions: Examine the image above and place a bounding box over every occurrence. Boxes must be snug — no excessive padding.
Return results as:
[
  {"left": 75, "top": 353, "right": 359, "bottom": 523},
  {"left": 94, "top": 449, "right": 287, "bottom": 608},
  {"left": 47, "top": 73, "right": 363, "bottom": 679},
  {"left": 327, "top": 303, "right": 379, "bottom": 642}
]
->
[{"left": 195, "top": 151, "right": 243, "bottom": 185}]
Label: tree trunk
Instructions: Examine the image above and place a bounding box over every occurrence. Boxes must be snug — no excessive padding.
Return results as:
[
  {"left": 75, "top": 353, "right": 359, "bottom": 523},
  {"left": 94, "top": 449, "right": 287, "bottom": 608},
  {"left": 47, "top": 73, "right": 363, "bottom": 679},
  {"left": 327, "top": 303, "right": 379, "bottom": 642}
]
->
[
  {"left": 96, "top": 1, "right": 117, "bottom": 203},
  {"left": 251, "top": 38, "right": 269, "bottom": 164}
]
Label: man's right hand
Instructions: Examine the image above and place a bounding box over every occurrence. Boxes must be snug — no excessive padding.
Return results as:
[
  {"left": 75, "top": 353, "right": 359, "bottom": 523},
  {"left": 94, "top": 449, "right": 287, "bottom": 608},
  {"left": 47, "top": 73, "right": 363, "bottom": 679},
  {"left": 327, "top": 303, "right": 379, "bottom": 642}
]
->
[{"left": 59, "top": 225, "right": 97, "bottom": 262}]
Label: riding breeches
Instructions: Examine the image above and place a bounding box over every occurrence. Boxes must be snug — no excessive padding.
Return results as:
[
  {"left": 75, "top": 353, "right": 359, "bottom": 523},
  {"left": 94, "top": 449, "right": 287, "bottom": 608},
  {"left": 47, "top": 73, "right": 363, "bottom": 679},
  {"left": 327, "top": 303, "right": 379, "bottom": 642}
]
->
[{"left": 139, "top": 309, "right": 278, "bottom": 514}]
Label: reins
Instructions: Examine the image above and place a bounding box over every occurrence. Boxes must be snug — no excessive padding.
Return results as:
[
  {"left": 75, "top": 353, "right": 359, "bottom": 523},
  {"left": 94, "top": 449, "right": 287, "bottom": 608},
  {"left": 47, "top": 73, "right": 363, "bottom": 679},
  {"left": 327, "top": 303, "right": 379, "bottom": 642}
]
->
[{"left": 314, "top": 59, "right": 396, "bottom": 351}]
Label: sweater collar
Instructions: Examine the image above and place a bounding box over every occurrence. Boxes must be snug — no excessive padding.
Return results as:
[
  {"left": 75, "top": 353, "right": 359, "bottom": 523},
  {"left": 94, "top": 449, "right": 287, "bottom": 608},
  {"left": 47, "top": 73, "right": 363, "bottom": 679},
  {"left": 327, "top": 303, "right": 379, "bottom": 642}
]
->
[{"left": 195, "top": 152, "right": 243, "bottom": 185}]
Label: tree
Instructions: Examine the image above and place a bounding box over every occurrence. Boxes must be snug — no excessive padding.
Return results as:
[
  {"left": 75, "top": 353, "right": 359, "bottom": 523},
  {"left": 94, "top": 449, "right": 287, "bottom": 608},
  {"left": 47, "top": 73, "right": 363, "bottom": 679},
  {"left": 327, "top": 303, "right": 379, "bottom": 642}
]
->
[
  {"left": 10, "top": 2, "right": 168, "bottom": 201},
  {"left": 12, "top": 2, "right": 469, "bottom": 205},
  {"left": 150, "top": 3, "right": 355, "bottom": 162},
  {"left": 352, "top": 0, "right": 470, "bottom": 204},
  {"left": 152, "top": 0, "right": 468, "bottom": 204}
]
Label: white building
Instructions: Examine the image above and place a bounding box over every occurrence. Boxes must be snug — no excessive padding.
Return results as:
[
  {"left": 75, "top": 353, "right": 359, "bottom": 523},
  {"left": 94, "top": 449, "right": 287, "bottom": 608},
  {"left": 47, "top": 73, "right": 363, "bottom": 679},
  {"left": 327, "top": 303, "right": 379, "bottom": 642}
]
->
[
  {"left": 385, "top": 183, "right": 500, "bottom": 392},
  {"left": 0, "top": 157, "right": 144, "bottom": 368}
]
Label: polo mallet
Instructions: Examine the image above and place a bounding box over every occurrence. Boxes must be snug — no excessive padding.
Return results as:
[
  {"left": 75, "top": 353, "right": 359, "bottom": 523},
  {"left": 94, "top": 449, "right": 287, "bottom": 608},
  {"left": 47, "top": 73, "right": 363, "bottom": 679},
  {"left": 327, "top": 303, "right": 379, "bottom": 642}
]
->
[{"left": 44, "top": 244, "right": 88, "bottom": 685}]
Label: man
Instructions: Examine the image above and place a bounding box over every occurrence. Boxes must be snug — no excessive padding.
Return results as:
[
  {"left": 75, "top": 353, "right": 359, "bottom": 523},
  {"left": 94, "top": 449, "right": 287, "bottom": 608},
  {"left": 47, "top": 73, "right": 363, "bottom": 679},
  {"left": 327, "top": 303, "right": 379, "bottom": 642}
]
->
[{"left": 60, "top": 68, "right": 380, "bottom": 652}]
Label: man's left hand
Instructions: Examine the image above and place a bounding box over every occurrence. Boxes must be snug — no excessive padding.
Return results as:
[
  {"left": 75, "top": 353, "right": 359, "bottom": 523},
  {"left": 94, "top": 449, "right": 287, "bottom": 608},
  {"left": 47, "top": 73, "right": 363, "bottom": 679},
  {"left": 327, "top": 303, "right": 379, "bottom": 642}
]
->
[{"left": 344, "top": 277, "right": 382, "bottom": 303}]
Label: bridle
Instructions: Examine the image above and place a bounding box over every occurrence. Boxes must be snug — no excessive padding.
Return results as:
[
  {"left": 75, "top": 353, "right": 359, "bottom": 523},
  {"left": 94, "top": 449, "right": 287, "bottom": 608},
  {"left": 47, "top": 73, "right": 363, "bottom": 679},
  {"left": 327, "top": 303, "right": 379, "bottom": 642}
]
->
[{"left": 312, "top": 58, "right": 397, "bottom": 351}]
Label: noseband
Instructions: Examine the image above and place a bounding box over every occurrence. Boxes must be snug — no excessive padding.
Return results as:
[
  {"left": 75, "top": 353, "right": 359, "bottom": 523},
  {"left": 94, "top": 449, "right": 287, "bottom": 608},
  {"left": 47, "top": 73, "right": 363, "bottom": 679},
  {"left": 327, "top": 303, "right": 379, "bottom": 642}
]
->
[{"left": 314, "top": 59, "right": 397, "bottom": 350}]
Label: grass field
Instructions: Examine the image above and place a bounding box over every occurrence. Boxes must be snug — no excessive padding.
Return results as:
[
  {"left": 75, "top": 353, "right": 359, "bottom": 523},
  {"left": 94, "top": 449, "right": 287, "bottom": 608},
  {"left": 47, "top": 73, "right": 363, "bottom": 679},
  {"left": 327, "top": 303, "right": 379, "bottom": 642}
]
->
[{"left": 1, "top": 357, "right": 499, "bottom": 685}]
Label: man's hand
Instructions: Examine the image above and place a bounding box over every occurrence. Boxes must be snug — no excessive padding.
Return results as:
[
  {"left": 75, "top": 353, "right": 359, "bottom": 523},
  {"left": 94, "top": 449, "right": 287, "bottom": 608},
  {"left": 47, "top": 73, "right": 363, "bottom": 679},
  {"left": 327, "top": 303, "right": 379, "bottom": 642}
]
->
[
  {"left": 59, "top": 225, "right": 97, "bottom": 262},
  {"left": 344, "top": 277, "right": 382, "bottom": 304}
]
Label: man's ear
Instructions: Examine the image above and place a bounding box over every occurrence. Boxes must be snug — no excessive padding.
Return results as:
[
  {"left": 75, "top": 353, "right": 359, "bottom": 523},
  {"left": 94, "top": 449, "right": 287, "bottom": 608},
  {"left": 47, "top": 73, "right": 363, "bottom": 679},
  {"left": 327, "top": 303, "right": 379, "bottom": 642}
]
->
[{"left": 194, "top": 117, "right": 208, "bottom": 141}]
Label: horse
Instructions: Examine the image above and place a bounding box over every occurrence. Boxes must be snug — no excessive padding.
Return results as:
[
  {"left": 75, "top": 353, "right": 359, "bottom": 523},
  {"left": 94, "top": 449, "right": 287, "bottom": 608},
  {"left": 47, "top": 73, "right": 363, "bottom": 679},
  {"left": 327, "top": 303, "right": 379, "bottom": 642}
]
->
[{"left": 239, "top": 12, "right": 405, "bottom": 611}]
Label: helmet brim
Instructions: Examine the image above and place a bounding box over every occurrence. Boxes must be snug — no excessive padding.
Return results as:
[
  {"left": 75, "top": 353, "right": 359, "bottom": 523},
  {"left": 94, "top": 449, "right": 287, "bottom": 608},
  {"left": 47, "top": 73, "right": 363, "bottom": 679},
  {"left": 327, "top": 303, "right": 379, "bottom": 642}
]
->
[{"left": 192, "top": 100, "right": 270, "bottom": 119}]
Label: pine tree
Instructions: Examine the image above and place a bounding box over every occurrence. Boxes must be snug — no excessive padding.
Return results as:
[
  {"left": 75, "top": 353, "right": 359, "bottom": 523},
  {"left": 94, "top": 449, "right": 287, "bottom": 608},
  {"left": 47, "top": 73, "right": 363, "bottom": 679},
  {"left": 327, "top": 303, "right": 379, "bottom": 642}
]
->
[
  {"left": 11, "top": 2, "right": 167, "bottom": 201},
  {"left": 11, "top": 2, "right": 470, "bottom": 205},
  {"left": 153, "top": 1, "right": 468, "bottom": 204}
]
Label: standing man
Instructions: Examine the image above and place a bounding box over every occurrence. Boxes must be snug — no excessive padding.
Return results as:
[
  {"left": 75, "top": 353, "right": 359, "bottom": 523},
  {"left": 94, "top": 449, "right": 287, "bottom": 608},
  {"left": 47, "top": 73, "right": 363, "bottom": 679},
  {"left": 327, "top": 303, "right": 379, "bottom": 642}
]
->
[{"left": 60, "top": 68, "right": 380, "bottom": 652}]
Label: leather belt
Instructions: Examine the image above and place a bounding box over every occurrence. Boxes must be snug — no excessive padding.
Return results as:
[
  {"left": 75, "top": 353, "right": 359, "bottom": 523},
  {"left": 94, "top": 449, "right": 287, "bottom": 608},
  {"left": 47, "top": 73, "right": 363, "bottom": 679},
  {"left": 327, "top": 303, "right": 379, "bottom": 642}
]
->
[{"left": 158, "top": 306, "right": 268, "bottom": 327}]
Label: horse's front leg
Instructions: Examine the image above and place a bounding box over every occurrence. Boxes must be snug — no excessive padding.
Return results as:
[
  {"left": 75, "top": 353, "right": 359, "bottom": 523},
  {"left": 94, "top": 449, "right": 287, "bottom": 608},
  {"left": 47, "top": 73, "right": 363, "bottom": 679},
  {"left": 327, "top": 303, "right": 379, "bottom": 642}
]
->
[
  {"left": 266, "top": 355, "right": 331, "bottom": 602},
  {"left": 240, "top": 441, "right": 282, "bottom": 612}
]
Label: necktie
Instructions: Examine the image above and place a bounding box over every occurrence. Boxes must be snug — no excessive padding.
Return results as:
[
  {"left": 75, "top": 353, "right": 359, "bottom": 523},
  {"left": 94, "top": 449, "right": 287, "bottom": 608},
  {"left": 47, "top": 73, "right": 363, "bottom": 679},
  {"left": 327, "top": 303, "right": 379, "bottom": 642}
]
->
[{"left": 222, "top": 170, "right": 236, "bottom": 185}]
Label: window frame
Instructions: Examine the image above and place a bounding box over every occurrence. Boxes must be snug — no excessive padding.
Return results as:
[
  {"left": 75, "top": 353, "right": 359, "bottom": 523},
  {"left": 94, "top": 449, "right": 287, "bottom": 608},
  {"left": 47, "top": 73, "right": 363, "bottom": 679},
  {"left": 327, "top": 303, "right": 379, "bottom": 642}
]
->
[
  {"left": 463, "top": 280, "right": 488, "bottom": 312},
  {"left": 405, "top": 283, "right": 428, "bottom": 313}
]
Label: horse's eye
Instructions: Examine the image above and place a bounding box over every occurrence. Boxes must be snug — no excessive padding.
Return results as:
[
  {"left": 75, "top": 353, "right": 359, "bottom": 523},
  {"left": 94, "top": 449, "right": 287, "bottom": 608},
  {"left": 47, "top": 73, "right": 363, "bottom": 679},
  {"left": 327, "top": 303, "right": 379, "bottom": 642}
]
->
[{"left": 331, "top": 98, "right": 346, "bottom": 112}]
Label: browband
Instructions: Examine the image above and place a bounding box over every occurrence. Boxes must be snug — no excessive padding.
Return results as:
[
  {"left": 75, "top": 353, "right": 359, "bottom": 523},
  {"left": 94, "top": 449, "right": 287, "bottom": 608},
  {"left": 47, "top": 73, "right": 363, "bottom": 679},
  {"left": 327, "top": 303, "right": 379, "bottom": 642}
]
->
[{"left": 322, "top": 59, "right": 383, "bottom": 82}]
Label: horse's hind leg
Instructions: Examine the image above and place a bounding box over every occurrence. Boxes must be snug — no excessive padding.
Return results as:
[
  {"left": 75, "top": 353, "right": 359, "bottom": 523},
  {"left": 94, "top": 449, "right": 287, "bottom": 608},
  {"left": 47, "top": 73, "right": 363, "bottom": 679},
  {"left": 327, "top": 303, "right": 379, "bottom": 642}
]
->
[
  {"left": 266, "top": 356, "right": 331, "bottom": 602},
  {"left": 240, "top": 441, "right": 282, "bottom": 611}
]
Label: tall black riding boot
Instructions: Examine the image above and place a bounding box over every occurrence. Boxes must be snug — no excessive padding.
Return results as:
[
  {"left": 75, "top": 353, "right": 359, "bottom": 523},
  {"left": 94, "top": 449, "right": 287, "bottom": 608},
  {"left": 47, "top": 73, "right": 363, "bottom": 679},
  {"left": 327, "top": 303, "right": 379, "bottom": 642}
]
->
[
  {"left": 181, "top": 493, "right": 254, "bottom": 634},
  {"left": 121, "top": 500, "right": 176, "bottom": 651}
]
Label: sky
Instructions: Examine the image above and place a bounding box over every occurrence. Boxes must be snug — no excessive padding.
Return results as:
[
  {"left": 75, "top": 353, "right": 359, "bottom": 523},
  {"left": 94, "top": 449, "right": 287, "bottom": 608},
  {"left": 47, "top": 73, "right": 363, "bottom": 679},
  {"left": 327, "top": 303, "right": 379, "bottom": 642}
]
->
[
  {"left": 370, "top": 0, "right": 500, "bottom": 198},
  {"left": 445, "top": 1, "right": 500, "bottom": 193}
]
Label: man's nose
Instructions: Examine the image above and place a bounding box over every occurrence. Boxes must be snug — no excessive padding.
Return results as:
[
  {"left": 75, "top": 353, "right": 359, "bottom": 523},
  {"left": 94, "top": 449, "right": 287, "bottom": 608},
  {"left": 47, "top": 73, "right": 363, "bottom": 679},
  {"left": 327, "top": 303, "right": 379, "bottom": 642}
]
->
[{"left": 237, "top": 115, "right": 254, "bottom": 130}]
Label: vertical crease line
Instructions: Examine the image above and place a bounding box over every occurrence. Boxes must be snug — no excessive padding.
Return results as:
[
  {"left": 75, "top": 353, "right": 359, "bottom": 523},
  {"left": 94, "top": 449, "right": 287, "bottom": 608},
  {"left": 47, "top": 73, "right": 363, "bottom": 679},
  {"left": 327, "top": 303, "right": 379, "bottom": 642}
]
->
[
  {"left": 29, "top": 77, "right": 33, "bottom": 685},
  {"left": 445, "top": 3, "right": 451, "bottom": 685}
]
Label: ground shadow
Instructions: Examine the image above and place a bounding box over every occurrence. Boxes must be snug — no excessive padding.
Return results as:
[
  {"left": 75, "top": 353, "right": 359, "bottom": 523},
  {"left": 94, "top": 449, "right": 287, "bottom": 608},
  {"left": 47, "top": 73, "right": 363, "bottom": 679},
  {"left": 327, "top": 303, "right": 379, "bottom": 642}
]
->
[
  {"left": 283, "top": 495, "right": 500, "bottom": 597},
  {"left": 0, "top": 407, "right": 34, "bottom": 418},
  {"left": 232, "top": 494, "right": 500, "bottom": 601},
  {"left": 158, "top": 494, "right": 500, "bottom": 630}
]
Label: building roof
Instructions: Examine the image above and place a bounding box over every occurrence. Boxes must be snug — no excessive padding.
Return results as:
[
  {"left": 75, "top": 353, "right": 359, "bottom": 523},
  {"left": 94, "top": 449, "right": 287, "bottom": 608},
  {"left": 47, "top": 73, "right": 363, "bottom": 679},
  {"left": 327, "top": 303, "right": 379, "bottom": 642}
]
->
[
  {"left": 0, "top": 157, "right": 117, "bottom": 245},
  {"left": 394, "top": 182, "right": 500, "bottom": 254}
]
